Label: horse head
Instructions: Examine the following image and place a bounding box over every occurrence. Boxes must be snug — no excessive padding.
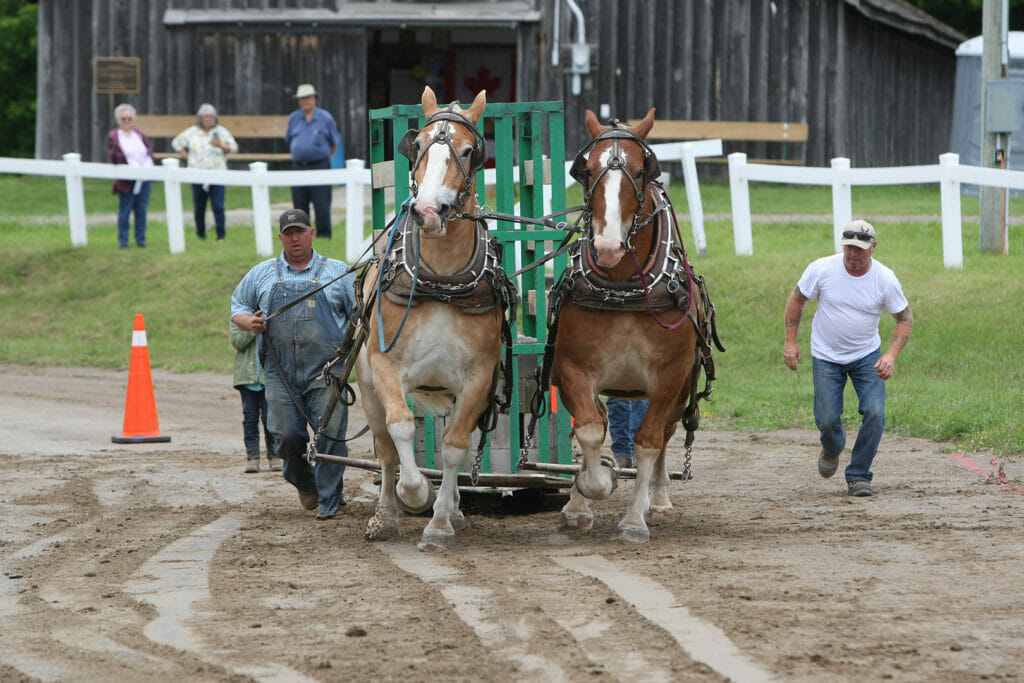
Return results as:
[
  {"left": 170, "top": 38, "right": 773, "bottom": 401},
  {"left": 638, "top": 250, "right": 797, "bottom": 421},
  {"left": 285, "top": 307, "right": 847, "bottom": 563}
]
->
[
  {"left": 399, "top": 86, "right": 487, "bottom": 237},
  {"left": 572, "top": 108, "right": 659, "bottom": 269}
]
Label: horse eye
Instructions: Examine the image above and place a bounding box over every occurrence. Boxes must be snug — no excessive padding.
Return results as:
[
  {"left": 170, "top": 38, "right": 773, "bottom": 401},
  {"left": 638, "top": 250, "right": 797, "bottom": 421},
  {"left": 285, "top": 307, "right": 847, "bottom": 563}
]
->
[{"left": 460, "top": 148, "right": 472, "bottom": 158}]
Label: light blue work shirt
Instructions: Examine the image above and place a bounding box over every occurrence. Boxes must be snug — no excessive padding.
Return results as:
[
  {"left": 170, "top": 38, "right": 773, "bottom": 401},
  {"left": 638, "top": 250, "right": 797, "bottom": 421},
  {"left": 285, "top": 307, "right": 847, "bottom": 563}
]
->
[
  {"left": 285, "top": 107, "right": 340, "bottom": 163},
  {"left": 231, "top": 250, "right": 356, "bottom": 331}
]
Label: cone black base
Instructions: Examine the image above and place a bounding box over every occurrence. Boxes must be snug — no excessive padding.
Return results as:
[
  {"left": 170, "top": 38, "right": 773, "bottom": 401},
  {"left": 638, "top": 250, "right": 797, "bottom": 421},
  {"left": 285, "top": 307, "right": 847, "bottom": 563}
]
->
[{"left": 111, "top": 435, "right": 172, "bottom": 444}]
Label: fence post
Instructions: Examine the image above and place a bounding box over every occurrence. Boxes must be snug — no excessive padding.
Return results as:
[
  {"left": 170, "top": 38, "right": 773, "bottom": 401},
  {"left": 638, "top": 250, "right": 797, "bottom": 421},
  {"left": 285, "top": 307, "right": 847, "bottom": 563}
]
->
[
  {"left": 62, "top": 153, "right": 87, "bottom": 247},
  {"left": 249, "top": 162, "right": 273, "bottom": 256},
  {"left": 939, "top": 153, "right": 964, "bottom": 269},
  {"left": 344, "top": 159, "right": 366, "bottom": 264},
  {"left": 680, "top": 142, "right": 708, "bottom": 257},
  {"left": 830, "top": 158, "right": 852, "bottom": 252},
  {"left": 161, "top": 158, "right": 185, "bottom": 254},
  {"left": 728, "top": 153, "right": 753, "bottom": 255}
]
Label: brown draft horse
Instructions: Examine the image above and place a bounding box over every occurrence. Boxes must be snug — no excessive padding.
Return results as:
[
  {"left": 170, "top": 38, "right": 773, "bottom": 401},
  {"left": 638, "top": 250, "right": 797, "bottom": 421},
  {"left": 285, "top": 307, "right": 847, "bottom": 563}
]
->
[
  {"left": 549, "top": 108, "right": 719, "bottom": 542},
  {"left": 355, "top": 87, "right": 514, "bottom": 550}
]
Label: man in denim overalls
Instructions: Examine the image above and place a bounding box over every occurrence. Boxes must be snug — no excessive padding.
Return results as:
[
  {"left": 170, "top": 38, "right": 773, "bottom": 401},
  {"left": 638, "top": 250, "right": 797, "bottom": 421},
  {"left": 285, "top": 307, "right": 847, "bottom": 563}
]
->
[{"left": 231, "top": 209, "right": 356, "bottom": 519}]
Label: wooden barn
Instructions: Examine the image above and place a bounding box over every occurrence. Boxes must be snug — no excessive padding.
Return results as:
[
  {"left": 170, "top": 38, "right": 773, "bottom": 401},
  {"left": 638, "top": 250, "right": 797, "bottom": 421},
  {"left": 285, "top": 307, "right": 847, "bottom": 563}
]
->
[{"left": 35, "top": 0, "right": 964, "bottom": 168}]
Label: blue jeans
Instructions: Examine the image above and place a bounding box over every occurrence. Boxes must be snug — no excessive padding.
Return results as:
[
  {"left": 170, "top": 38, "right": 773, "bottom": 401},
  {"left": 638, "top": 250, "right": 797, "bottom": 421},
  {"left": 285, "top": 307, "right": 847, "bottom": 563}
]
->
[
  {"left": 117, "top": 181, "right": 151, "bottom": 247},
  {"left": 291, "top": 158, "right": 332, "bottom": 238},
  {"left": 237, "top": 386, "right": 273, "bottom": 459},
  {"left": 191, "top": 183, "right": 226, "bottom": 239},
  {"left": 263, "top": 257, "right": 347, "bottom": 517},
  {"left": 812, "top": 349, "right": 885, "bottom": 482},
  {"left": 265, "top": 375, "right": 348, "bottom": 515},
  {"left": 607, "top": 398, "right": 649, "bottom": 461}
]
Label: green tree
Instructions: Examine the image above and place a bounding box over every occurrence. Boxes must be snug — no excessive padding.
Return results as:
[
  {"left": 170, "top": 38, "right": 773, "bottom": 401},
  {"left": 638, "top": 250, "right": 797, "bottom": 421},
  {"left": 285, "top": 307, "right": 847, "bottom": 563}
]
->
[{"left": 0, "top": 0, "right": 37, "bottom": 158}]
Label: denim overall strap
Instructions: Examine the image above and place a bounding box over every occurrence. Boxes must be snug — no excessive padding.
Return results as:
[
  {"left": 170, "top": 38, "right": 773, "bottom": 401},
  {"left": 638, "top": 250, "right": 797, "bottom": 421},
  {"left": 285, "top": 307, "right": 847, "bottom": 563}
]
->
[{"left": 267, "top": 256, "right": 344, "bottom": 389}]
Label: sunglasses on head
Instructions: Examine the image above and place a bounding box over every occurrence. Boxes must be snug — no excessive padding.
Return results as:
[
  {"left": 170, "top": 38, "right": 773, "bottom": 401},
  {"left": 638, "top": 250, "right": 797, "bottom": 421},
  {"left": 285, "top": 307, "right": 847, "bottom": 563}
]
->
[{"left": 842, "top": 230, "right": 874, "bottom": 242}]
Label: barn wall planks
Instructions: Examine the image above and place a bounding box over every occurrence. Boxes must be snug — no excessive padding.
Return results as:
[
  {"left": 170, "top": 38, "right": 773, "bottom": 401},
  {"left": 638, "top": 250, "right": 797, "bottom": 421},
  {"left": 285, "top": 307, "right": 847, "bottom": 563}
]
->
[{"left": 38, "top": 0, "right": 960, "bottom": 168}]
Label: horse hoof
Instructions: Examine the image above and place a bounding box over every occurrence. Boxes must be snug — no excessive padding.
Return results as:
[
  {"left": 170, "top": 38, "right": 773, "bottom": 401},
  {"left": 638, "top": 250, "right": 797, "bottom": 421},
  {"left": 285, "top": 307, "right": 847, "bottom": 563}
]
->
[
  {"left": 646, "top": 505, "right": 674, "bottom": 524},
  {"left": 558, "top": 511, "right": 594, "bottom": 531},
  {"left": 417, "top": 529, "right": 455, "bottom": 551},
  {"left": 398, "top": 484, "right": 436, "bottom": 514},
  {"left": 614, "top": 522, "right": 650, "bottom": 543},
  {"left": 365, "top": 514, "right": 400, "bottom": 541}
]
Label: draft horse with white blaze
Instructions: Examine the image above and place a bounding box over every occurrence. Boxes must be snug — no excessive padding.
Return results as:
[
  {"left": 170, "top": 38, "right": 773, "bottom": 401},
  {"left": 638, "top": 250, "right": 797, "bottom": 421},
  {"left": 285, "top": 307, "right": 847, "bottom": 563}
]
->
[
  {"left": 353, "top": 87, "right": 517, "bottom": 550},
  {"left": 544, "top": 109, "right": 722, "bottom": 542}
]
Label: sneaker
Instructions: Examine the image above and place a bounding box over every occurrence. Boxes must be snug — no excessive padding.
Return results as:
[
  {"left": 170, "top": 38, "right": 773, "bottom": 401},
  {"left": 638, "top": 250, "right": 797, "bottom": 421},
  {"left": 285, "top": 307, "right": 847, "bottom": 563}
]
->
[
  {"left": 244, "top": 459, "right": 260, "bottom": 473},
  {"left": 298, "top": 491, "right": 318, "bottom": 510},
  {"left": 268, "top": 457, "right": 283, "bottom": 471},
  {"left": 315, "top": 509, "right": 336, "bottom": 520},
  {"left": 817, "top": 450, "right": 839, "bottom": 478},
  {"left": 613, "top": 454, "right": 634, "bottom": 469},
  {"left": 847, "top": 480, "right": 874, "bottom": 497}
]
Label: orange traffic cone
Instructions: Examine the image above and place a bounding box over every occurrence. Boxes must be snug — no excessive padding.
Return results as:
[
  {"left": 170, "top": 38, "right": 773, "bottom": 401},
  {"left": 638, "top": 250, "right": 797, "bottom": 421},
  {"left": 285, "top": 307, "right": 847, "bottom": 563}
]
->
[{"left": 112, "top": 314, "right": 171, "bottom": 443}]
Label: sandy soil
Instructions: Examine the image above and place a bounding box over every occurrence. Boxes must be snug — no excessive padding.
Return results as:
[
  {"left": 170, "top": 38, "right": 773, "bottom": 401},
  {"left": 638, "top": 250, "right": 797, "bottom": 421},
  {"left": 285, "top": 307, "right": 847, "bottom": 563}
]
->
[{"left": 1, "top": 364, "right": 1022, "bottom": 682}]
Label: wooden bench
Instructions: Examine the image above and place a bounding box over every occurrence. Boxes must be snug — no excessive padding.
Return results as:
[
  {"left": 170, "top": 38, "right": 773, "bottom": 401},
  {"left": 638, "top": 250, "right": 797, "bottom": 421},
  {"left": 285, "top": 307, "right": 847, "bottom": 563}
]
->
[
  {"left": 628, "top": 119, "right": 809, "bottom": 164},
  {"left": 133, "top": 114, "right": 293, "bottom": 164}
]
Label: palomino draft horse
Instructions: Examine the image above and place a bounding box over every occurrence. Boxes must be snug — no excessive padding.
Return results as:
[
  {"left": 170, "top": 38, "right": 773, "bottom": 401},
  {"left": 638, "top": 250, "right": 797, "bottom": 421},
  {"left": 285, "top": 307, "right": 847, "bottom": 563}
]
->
[
  {"left": 354, "top": 87, "right": 516, "bottom": 550},
  {"left": 546, "top": 109, "right": 721, "bottom": 542}
]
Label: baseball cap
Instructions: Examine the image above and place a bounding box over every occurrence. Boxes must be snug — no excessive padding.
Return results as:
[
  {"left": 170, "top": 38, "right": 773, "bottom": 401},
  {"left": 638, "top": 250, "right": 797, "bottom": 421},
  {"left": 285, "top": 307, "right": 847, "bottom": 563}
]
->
[
  {"left": 840, "top": 219, "right": 877, "bottom": 249},
  {"left": 279, "top": 208, "right": 311, "bottom": 232}
]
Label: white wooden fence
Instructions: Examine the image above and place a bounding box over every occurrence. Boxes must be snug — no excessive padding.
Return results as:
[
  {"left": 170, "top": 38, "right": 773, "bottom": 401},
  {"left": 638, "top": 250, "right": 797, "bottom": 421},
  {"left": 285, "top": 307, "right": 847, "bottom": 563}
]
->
[
  {"left": 0, "top": 138, "right": 722, "bottom": 263},
  {"left": 728, "top": 151, "right": 1022, "bottom": 269}
]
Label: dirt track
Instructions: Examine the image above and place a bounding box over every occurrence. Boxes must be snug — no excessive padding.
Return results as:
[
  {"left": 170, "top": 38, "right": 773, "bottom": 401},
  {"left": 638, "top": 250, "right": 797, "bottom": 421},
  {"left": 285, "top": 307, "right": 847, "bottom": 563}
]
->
[{"left": 2, "top": 364, "right": 1023, "bottom": 682}]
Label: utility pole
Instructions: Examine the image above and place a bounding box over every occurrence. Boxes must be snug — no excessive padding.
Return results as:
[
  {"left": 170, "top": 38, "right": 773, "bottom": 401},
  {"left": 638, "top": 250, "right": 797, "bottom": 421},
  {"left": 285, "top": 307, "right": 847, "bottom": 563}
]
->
[{"left": 980, "top": 0, "right": 1006, "bottom": 252}]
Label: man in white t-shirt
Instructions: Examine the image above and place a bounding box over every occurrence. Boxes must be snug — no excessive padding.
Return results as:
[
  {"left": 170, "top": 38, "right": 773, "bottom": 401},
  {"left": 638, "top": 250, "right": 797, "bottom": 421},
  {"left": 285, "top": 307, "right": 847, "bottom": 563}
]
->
[{"left": 783, "top": 220, "right": 913, "bottom": 496}]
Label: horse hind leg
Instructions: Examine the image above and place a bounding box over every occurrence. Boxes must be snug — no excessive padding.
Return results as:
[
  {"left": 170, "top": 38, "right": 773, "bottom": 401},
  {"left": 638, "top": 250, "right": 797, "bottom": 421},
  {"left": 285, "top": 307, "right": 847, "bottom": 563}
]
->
[{"left": 646, "top": 443, "right": 674, "bottom": 524}]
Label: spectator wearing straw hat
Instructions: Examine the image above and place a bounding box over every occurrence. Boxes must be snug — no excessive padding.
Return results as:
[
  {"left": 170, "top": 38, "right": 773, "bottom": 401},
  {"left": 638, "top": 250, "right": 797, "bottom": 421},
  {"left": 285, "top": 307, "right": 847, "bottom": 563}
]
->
[
  {"left": 783, "top": 219, "right": 914, "bottom": 497},
  {"left": 285, "top": 83, "right": 342, "bottom": 239}
]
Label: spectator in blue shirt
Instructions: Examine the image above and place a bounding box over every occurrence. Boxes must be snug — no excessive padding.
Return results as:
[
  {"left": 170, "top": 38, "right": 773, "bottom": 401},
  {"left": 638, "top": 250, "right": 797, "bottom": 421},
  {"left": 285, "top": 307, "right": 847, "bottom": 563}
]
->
[{"left": 285, "top": 84, "right": 342, "bottom": 239}]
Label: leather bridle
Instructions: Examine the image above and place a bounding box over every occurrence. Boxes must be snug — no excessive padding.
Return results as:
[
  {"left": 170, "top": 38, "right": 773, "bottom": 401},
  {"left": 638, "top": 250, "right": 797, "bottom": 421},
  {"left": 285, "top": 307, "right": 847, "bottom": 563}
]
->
[
  {"left": 570, "top": 122, "right": 661, "bottom": 250},
  {"left": 397, "top": 109, "right": 487, "bottom": 217}
]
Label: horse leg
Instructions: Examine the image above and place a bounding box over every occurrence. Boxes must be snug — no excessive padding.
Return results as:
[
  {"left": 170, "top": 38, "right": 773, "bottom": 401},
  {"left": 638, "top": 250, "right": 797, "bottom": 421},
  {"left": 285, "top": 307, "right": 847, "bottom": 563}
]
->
[
  {"left": 559, "top": 482, "right": 595, "bottom": 531},
  {"left": 615, "top": 444, "right": 656, "bottom": 542},
  {"left": 368, "top": 357, "right": 434, "bottom": 515},
  {"left": 418, "top": 369, "right": 493, "bottom": 551},
  {"left": 573, "top": 419, "right": 617, "bottom": 501},
  {"left": 646, "top": 443, "right": 674, "bottom": 523},
  {"left": 357, "top": 365, "right": 402, "bottom": 541}
]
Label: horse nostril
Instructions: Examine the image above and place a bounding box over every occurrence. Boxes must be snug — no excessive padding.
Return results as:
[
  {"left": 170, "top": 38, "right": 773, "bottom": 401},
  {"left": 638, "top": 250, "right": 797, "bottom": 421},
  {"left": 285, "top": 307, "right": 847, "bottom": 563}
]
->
[
  {"left": 437, "top": 203, "right": 452, "bottom": 217},
  {"left": 407, "top": 202, "right": 425, "bottom": 225}
]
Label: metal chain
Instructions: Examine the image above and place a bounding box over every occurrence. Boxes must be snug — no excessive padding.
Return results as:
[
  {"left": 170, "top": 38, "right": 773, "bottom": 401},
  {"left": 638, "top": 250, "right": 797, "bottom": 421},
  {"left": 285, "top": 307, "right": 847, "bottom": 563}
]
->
[
  {"left": 470, "top": 440, "right": 484, "bottom": 486},
  {"left": 681, "top": 444, "right": 693, "bottom": 481}
]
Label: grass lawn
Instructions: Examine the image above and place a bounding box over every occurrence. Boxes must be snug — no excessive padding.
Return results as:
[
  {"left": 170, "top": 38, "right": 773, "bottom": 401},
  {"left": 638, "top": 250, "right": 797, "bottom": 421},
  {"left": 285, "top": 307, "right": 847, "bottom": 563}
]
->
[{"left": 1, "top": 175, "right": 1021, "bottom": 455}]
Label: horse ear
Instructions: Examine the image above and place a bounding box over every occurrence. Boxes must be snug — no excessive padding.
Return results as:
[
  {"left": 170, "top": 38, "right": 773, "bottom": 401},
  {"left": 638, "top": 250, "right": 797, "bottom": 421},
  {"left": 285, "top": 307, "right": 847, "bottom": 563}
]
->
[
  {"left": 465, "top": 90, "right": 487, "bottom": 124},
  {"left": 421, "top": 86, "right": 439, "bottom": 117},
  {"left": 397, "top": 128, "right": 419, "bottom": 163},
  {"left": 584, "top": 109, "right": 606, "bottom": 138},
  {"left": 632, "top": 108, "right": 656, "bottom": 139}
]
